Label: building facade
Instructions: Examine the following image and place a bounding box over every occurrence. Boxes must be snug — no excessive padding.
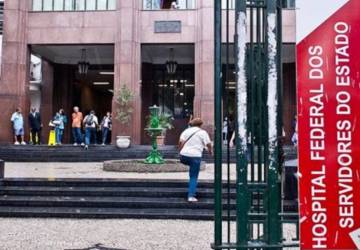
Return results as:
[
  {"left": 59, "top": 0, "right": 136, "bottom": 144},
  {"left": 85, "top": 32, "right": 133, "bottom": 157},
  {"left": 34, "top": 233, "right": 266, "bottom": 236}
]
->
[{"left": 0, "top": 0, "right": 296, "bottom": 145}]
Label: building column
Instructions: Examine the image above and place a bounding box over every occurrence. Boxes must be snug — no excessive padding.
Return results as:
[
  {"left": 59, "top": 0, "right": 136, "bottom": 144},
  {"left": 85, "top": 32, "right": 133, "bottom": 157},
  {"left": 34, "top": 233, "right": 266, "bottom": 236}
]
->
[
  {"left": 194, "top": 0, "right": 215, "bottom": 136},
  {"left": 40, "top": 60, "right": 54, "bottom": 144},
  {"left": 112, "top": 1, "right": 142, "bottom": 145},
  {"left": 0, "top": 1, "right": 30, "bottom": 143}
]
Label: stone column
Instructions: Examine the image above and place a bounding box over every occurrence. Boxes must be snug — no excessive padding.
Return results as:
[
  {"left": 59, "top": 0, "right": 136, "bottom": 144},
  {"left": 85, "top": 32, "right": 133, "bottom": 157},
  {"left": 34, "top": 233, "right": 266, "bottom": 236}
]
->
[
  {"left": 112, "top": 1, "right": 142, "bottom": 144},
  {"left": 40, "top": 60, "right": 54, "bottom": 144},
  {"left": 0, "top": 1, "right": 30, "bottom": 143},
  {"left": 194, "top": 0, "right": 215, "bottom": 136}
]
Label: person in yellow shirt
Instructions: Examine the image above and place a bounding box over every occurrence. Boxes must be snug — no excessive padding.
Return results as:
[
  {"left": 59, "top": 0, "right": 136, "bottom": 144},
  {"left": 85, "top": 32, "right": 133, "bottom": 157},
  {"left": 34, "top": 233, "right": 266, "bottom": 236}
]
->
[{"left": 71, "top": 106, "right": 83, "bottom": 146}]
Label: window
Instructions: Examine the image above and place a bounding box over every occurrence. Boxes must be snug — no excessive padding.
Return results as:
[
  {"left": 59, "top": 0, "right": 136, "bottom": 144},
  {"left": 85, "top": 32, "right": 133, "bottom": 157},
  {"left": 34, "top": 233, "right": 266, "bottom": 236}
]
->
[
  {"left": 0, "top": 1, "right": 3, "bottom": 35},
  {"left": 97, "top": 0, "right": 107, "bottom": 10},
  {"left": 107, "top": 0, "right": 116, "bottom": 10},
  {"left": 32, "top": 0, "right": 43, "bottom": 11},
  {"left": 32, "top": 0, "right": 116, "bottom": 11},
  {"left": 222, "top": 0, "right": 235, "bottom": 9},
  {"left": 282, "top": 0, "right": 295, "bottom": 8},
  {"left": 75, "top": 0, "right": 85, "bottom": 10},
  {"left": 64, "top": 0, "right": 74, "bottom": 10},
  {"left": 43, "top": 0, "right": 54, "bottom": 11},
  {"left": 143, "top": 0, "right": 195, "bottom": 10},
  {"left": 54, "top": 0, "right": 64, "bottom": 11},
  {"left": 86, "top": 0, "right": 96, "bottom": 10}
]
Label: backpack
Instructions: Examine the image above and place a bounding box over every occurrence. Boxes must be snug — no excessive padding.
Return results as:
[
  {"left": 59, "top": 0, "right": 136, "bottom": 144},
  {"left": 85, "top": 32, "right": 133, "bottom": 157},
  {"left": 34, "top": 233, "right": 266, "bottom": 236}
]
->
[{"left": 85, "top": 115, "right": 94, "bottom": 126}]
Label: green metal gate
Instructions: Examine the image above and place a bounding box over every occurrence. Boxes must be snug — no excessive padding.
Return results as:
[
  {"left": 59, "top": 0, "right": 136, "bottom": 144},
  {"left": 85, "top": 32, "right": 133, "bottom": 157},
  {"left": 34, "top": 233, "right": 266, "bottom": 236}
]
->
[{"left": 212, "top": 0, "right": 299, "bottom": 249}]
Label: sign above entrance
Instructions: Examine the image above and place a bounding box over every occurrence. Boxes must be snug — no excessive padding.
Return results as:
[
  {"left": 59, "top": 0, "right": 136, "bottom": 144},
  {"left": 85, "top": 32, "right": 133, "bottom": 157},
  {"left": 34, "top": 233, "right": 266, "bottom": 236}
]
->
[
  {"left": 297, "top": 0, "right": 360, "bottom": 249},
  {"left": 154, "top": 21, "right": 181, "bottom": 33}
]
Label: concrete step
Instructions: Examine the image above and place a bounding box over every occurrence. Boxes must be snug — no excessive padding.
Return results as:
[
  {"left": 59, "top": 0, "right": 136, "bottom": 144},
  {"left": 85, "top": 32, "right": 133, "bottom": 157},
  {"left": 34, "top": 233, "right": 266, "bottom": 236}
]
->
[
  {"left": 0, "top": 195, "right": 237, "bottom": 210},
  {"left": 0, "top": 206, "right": 230, "bottom": 220},
  {"left": 1, "top": 178, "right": 236, "bottom": 188},
  {"left": 0, "top": 144, "right": 296, "bottom": 162},
  {"left": 0, "top": 185, "right": 224, "bottom": 198},
  {"left": 0, "top": 178, "right": 298, "bottom": 220}
]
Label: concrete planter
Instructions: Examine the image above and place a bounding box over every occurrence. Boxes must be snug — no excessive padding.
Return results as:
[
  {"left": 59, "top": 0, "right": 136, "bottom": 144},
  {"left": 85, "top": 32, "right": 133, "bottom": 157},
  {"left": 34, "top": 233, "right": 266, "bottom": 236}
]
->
[
  {"left": 116, "top": 136, "right": 131, "bottom": 149},
  {"left": 103, "top": 159, "right": 206, "bottom": 173}
]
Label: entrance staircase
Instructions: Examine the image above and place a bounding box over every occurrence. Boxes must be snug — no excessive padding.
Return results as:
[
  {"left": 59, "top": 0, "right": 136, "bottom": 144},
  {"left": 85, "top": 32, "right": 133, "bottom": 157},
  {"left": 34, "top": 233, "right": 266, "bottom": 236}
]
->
[
  {"left": 0, "top": 144, "right": 296, "bottom": 162},
  {"left": 0, "top": 178, "right": 297, "bottom": 220}
]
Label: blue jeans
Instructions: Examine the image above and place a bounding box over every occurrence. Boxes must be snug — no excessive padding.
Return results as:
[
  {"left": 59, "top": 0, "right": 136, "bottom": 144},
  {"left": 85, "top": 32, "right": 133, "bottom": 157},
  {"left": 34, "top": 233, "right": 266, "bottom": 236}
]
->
[
  {"left": 72, "top": 127, "right": 82, "bottom": 144},
  {"left": 85, "top": 127, "right": 97, "bottom": 146},
  {"left": 180, "top": 155, "right": 202, "bottom": 198},
  {"left": 102, "top": 127, "right": 109, "bottom": 144},
  {"left": 55, "top": 127, "right": 64, "bottom": 144}
]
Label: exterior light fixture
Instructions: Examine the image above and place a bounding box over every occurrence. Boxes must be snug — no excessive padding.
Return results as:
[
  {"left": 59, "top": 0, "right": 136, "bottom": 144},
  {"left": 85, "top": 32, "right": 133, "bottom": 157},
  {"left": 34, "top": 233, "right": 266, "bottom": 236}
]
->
[
  {"left": 93, "top": 82, "right": 110, "bottom": 85},
  {"left": 166, "top": 48, "right": 177, "bottom": 75},
  {"left": 78, "top": 48, "right": 90, "bottom": 75},
  {"left": 99, "top": 71, "right": 114, "bottom": 75}
]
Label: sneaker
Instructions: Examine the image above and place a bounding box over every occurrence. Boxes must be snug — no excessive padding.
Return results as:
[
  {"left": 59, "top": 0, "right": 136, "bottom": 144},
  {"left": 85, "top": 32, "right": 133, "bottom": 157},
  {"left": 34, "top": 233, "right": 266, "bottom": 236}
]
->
[
  {"left": 188, "top": 197, "right": 198, "bottom": 202},
  {"left": 101, "top": 143, "right": 105, "bottom": 146},
  {"left": 81, "top": 143, "right": 85, "bottom": 146},
  {"left": 21, "top": 141, "right": 26, "bottom": 145},
  {"left": 84, "top": 145, "right": 88, "bottom": 150},
  {"left": 73, "top": 143, "right": 78, "bottom": 146},
  {"left": 14, "top": 141, "right": 20, "bottom": 145}
]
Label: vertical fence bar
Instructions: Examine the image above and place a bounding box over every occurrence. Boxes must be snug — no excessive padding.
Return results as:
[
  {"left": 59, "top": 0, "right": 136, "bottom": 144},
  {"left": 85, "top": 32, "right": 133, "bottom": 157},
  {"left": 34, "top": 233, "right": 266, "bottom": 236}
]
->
[
  {"left": 235, "top": 0, "right": 249, "bottom": 248},
  {"left": 214, "top": 0, "right": 223, "bottom": 247},
  {"left": 225, "top": 0, "right": 232, "bottom": 246},
  {"left": 0, "top": 159, "right": 4, "bottom": 180},
  {"left": 266, "top": 0, "right": 282, "bottom": 247}
]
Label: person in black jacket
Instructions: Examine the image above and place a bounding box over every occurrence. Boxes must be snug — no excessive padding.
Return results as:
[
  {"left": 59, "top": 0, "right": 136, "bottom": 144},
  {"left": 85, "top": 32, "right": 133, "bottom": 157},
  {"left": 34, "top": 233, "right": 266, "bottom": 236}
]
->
[{"left": 28, "top": 107, "right": 42, "bottom": 145}]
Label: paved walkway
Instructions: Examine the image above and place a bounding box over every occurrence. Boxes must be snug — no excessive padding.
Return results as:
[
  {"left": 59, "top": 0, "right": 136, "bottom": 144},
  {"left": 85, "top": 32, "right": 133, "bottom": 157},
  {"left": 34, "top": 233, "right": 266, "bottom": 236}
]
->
[
  {"left": 0, "top": 218, "right": 298, "bottom": 250},
  {"left": 4, "top": 162, "right": 237, "bottom": 180}
]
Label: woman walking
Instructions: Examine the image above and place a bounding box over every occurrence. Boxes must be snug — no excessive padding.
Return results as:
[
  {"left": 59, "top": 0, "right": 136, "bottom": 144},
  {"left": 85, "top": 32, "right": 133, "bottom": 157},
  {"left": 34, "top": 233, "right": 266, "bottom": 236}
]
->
[{"left": 179, "top": 118, "right": 213, "bottom": 202}]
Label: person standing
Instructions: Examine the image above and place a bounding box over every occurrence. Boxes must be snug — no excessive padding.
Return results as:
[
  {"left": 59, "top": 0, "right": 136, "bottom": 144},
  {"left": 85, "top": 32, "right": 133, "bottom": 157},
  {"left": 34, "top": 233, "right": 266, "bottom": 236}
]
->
[
  {"left": 71, "top": 106, "right": 83, "bottom": 146},
  {"left": 222, "top": 117, "right": 228, "bottom": 145},
  {"left": 10, "top": 108, "right": 26, "bottom": 145},
  {"left": 83, "top": 110, "right": 99, "bottom": 150},
  {"left": 53, "top": 109, "right": 67, "bottom": 145},
  {"left": 28, "top": 107, "right": 42, "bottom": 145},
  {"left": 291, "top": 115, "right": 298, "bottom": 147},
  {"left": 179, "top": 118, "right": 213, "bottom": 202},
  {"left": 100, "top": 112, "right": 112, "bottom": 146}
]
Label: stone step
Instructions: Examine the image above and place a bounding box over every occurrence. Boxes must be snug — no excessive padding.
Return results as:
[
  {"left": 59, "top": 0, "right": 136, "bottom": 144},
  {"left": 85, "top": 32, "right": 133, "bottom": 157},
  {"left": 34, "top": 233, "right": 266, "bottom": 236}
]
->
[
  {"left": 0, "top": 185, "right": 236, "bottom": 199},
  {"left": 0, "top": 195, "right": 237, "bottom": 210},
  {"left": 0, "top": 145, "right": 296, "bottom": 162},
  {"left": 1, "top": 178, "right": 236, "bottom": 188},
  {"left": 0, "top": 206, "right": 236, "bottom": 220}
]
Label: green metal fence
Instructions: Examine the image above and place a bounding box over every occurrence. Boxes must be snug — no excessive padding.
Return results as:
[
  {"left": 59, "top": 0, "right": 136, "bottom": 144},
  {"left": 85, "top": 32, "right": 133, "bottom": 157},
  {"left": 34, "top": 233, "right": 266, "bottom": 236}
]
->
[{"left": 212, "top": 0, "right": 299, "bottom": 249}]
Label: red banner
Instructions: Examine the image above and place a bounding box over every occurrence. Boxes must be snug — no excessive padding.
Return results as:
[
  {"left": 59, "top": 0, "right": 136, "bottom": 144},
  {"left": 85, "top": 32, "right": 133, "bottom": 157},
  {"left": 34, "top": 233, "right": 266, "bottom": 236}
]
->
[{"left": 297, "top": 0, "right": 360, "bottom": 249}]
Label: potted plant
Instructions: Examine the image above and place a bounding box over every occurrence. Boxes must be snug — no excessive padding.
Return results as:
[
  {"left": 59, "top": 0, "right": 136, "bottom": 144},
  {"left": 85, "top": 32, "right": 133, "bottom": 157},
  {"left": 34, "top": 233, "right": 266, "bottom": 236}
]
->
[
  {"left": 146, "top": 111, "right": 174, "bottom": 146},
  {"left": 115, "top": 85, "right": 134, "bottom": 148}
]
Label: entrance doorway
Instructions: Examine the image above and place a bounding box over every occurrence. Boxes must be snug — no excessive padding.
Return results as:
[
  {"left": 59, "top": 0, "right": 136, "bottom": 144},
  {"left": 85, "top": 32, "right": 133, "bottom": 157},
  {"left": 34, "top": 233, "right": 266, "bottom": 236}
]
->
[
  {"left": 141, "top": 44, "right": 195, "bottom": 145},
  {"left": 31, "top": 44, "right": 114, "bottom": 144}
]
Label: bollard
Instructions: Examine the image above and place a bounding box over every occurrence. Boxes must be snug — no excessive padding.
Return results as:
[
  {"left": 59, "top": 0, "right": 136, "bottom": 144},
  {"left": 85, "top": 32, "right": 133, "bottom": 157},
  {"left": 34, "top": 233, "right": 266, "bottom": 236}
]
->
[{"left": 0, "top": 159, "right": 4, "bottom": 180}]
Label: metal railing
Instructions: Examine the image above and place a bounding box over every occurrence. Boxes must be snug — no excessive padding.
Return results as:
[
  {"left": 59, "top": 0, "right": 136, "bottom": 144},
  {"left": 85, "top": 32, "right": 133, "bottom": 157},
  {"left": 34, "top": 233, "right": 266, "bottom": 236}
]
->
[{"left": 212, "top": 0, "right": 299, "bottom": 249}]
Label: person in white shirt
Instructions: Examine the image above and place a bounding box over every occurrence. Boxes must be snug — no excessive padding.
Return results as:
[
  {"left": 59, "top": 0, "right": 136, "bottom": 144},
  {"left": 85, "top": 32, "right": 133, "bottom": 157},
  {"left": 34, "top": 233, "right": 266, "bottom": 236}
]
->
[
  {"left": 100, "top": 112, "right": 112, "bottom": 146},
  {"left": 83, "top": 110, "right": 99, "bottom": 150},
  {"left": 10, "top": 108, "right": 26, "bottom": 145},
  {"left": 179, "top": 118, "right": 213, "bottom": 202}
]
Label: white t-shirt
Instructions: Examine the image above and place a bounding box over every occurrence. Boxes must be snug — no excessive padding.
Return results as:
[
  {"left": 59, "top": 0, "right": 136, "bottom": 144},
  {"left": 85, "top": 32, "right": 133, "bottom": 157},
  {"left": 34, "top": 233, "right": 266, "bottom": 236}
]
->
[{"left": 180, "top": 127, "right": 211, "bottom": 157}]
